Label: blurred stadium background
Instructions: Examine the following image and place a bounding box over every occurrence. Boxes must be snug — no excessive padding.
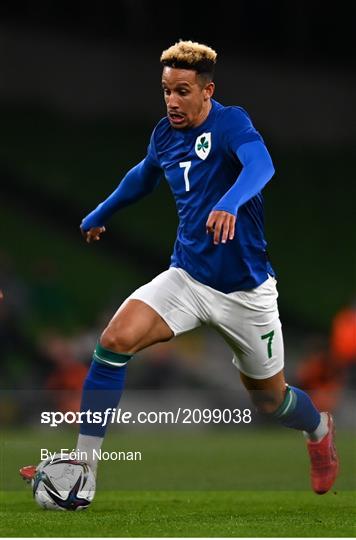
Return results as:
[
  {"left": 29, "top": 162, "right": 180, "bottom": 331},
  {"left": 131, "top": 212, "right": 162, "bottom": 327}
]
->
[{"left": 0, "top": 0, "right": 355, "bottom": 481}]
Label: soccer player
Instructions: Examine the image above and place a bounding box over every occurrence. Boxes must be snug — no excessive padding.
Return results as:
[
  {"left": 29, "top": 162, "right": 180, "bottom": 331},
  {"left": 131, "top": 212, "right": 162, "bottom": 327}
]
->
[{"left": 20, "top": 40, "right": 339, "bottom": 494}]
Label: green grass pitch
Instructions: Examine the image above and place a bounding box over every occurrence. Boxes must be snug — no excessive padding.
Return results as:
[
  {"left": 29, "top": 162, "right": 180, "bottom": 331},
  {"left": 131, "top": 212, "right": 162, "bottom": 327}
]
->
[
  {"left": 2, "top": 490, "right": 355, "bottom": 537},
  {"left": 1, "top": 428, "right": 355, "bottom": 537}
]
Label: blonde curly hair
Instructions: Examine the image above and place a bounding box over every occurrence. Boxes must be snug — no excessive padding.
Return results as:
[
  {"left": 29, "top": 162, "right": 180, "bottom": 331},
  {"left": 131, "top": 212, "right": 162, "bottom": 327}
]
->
[{"left": 160, "top": 40, "right": 217, "bottom": 77}]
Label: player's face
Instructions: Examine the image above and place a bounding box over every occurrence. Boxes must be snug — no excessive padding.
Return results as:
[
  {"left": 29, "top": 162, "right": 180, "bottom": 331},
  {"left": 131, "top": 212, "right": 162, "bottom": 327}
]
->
[{"left": 162, "top": 67, "right": 215, "bottom": 129}]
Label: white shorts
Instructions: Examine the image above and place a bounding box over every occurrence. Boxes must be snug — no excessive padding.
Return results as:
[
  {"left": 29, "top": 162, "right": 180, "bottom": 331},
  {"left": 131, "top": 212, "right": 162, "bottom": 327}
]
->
[{"left": 128, "top": 267, "right": 284, "bottom": 380}]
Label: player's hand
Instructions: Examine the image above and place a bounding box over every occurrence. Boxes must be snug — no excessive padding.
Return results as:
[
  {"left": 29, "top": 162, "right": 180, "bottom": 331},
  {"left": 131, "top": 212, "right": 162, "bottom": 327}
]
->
[
  {"left": 206, "top": 210, "right": 236, "bottom": 245},
  {"left": 81, "top": 226, "right": 106, "bottom": 243}
]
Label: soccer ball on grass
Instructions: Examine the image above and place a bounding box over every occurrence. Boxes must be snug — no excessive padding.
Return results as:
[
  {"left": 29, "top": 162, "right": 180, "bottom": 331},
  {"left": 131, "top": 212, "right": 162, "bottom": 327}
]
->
[{"left": 32, "top": 453, "right": 96, "bottom": 511}]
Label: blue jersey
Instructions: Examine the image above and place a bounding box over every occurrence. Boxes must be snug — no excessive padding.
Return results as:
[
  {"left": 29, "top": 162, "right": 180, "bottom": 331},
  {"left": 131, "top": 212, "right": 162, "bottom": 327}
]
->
[{"left": 147, "top": 99, "right": 275, "bottom": 292}]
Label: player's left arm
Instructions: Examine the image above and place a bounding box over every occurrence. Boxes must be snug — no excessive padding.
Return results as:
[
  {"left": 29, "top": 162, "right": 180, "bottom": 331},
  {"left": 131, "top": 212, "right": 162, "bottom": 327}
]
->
[{"left": 206, "top": 141, "right": 275, "bottom": 244}]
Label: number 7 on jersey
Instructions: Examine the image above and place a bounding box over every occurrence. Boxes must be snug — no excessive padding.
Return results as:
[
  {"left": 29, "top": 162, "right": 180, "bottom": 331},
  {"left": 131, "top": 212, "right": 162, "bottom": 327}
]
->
[{"left": 179, "top": 161, "right": 191, "bottom": 192}]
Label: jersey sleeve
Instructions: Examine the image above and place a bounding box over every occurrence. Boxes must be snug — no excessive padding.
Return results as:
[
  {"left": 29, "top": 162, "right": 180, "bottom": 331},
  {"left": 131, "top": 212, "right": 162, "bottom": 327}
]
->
[
  {"left": 212, "top": 140, "right": 275, "bottom": 215},
  {"left": 80, "top": 129, "right": 162, "bottom": 231},
  {"left": 219, "top": 106, "right": 264, "bottom": 155},
  {"left": 146, "top": 127, "right": 160, "bottom": 167}
]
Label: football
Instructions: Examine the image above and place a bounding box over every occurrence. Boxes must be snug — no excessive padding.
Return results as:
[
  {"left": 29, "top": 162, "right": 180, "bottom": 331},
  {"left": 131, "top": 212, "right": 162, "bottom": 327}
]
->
[{"left": 32, "top": 453, "right": 96, "bottom": 511}]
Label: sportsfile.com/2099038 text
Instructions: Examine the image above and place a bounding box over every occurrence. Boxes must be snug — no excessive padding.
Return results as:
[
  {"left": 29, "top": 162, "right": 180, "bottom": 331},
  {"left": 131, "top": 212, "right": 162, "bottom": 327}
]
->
[{"left": 40, "top": 408, "right": 253, "bottom": 427}]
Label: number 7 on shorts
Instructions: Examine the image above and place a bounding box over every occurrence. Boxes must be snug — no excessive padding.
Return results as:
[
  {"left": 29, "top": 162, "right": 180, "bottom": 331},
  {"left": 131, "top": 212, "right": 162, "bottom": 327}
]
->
[{"left": 261, "top": 330, "right": 275, "bottom": 359}]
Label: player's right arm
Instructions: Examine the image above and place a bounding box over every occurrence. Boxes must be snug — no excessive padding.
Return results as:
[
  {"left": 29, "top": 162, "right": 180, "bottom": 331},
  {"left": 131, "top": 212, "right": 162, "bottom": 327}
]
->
[{"left": 81, "top": 155, "right": 162, "bottom": 243}]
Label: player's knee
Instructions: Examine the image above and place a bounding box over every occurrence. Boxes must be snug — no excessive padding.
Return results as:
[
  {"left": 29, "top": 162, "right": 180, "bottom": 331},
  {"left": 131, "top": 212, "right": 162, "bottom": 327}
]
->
[{"left": 99, "top": 326, "right": 136, "bottom": 354}]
